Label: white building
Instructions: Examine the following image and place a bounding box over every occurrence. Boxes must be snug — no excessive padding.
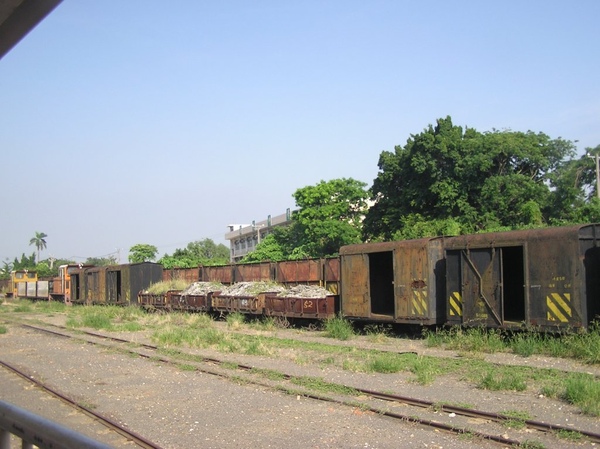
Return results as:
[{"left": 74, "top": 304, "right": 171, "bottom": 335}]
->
[{"left": 225, "top": 209, "right": 292, "bottom": 262}]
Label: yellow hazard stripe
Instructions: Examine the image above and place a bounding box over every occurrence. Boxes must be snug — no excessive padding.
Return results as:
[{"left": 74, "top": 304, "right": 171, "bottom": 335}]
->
[
  {"left": 411, "top": 291, "right": 428, "bottom": 315},
  {"left": 546, "top": 293, "right": 571, "bottom": 322},
  {"left": 449, "top": 292, "right": 462, "bottom": 317}
]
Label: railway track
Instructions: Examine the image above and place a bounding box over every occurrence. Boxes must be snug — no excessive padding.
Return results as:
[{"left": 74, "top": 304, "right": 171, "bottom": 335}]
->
[
  {"left": 0, "top": 355, "right": 163, "bottom": 449},
  {"left": 5, "top": 320, "right": 600, "bottom": 448}
]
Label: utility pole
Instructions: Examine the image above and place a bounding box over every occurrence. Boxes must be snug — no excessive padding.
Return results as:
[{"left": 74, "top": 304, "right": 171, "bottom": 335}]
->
[{"left": 587, "top": 153, "right": 600, "bottom": 199}]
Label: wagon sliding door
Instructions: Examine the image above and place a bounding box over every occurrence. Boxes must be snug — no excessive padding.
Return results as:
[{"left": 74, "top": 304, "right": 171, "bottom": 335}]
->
[
  {"left": 107, "top": 270, "right": 122, "bottom": 304},
  {"left": 447, "top": 246, "right": 525, "bottom": 326},
  {"left": 341, "top": 251, "right": 395, "bottom": 319}
]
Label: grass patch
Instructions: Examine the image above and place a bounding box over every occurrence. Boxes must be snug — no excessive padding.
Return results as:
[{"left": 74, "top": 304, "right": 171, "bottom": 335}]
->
[
  {"left": 478, "top": 369, "right": 527, "bottom": 391},
  {"left": 425, "top": 326, "right": 506, "bottom": 353},
  {"left": 145, "top": 280, "right": 191, "bottom": 294},
  {"left": 362, "top": 323, "right": 393, "bottom": 344},
  {"left": 12, "top": 302, "right": 33, "bottom": 313},
  {"left": 500, "top": 410, "right": 530, "bottom": 429},
  {"left": 290, "top": 376, "right": 359, "bottom": 396},
  {"left": 250, "top": 368, "right": 286, "bottom": 381},
  {"left": 555, "top": 429, "right": 582, "bottom": 441},
  {"left": 323, "top": 315, "right": 354, "bottom": 340},
  {"left": 226, "top": 312, "right": 246, "bottom": 330},
  {"left": 425, "top": 324, "right": 600, "bottom": 365},
  {"left": 562, "top": 372, "right": 600, "bottom": 416},
  {"left": 410, "top": 355, "right": 439, "bottom": 385},
  {"left": 519, "top": 441, "right": 546, "bottom": 449},
  {"left": 0, "top": 325, "right": 7, "bottom": 334},
  {"left": 368, "top": 353, "right": 407, "bottom": 374},
  {"left": 177, "top": 364, "right": 196, "bottom": 371}
]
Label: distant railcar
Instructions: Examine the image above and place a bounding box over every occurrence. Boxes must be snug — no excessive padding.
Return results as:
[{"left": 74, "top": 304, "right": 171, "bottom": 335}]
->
[
  {"left": 76, "top": 263, "right": 163, "bottom": 305},
  {"left": 9, "top": 270, "right": 38, "bottom": 298}
]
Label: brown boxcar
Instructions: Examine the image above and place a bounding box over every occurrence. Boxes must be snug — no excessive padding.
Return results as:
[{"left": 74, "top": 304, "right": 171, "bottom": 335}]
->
[
  {"left": 339, "top": 238, "right": 446, "bottom": 325},
  {"left": 80, "top": 263, "right": 163, "bottom": 305},
  {"left": 444, "top": 224, "right": 600, "bottom": 329}
]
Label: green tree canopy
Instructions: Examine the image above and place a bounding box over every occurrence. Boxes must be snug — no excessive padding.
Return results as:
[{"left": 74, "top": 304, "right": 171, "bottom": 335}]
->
[
  {"left": 159, "top": 239, "right": 230, "bottom": 268},
  {"left": 363, "top": 116, "right": 578, "bottom": 240},
  {"left": 85, "top": 256, "right": 119, "bottom": 266},
  {"left": 128, "top": 244, "right": 158, "bottom": 264},
  {"left": 241, "top": 234, "right": 285, "bottom": 263},
  {"left": 239, "top": 178, "right": 369, "bottom": 262},
  {"left": 292, "top": 178, "right": 369, "bottom": 257},
  {"left": 13, "top": 253, "right": 36, "bottom": 271},
  {"left": 547, "top": 144, "right": 600, "bottom": 224}
]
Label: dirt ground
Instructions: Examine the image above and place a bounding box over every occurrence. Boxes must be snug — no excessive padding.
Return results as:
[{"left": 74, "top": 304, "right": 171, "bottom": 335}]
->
[{"left": 1, "top": 310, "right": 599, "bottom": 449}]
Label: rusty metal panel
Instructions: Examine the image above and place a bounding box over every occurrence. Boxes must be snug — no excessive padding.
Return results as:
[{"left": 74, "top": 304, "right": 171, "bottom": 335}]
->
[
  {"left": 128, "top": 263, "right": 163, "bottom": 305},
  {"left": 526, "top": 232, "right": 582, "bottom": 328},
  {"left": 169, "top": 291, "right": 213, "bottom": 312},
  {"left": 50, "top": 276, "right": 63, "bottom": 295},
  {"left": 444, "top": 225, "right": 596, "bottom": 329},
  {"left": 394, "top": 238, "right": 444, "bottom": 324},
  {"left": 340, "top": 253, "right": 370, "bottom": 318},
  {"left": 85, "top": 267, "right": 107, "bottom": 304},
  {"left": 138, "top": 293, "right": 167, "bottom": 309},
  {"left": 446, "top": 250, "right": 463, "bottom": 324},
  {"left": 107, "top": 268, "right": 124, "bottom": 304},
  {"left": 26, "top": 282, "right": 36, "bottom": 297},
  {"left": 35, "top": 281, "right": 48, "bottom": 298},
  {"left": 201, "top": 265, "right": 233, "bottom": 284},
  {"left": 277, "top": 259, "right": 321, "bottom": 283},
  {"left": 162, "top": 268, "right": 199, "bottom": 283},
  {"left": 234, "top": 263, "right": 272, "bottom": 282},
  {"left": 211, "top": 294, "right": 266, "bottom": 314},
  {"left": 340, "top": 238, "right": 444, "bottom": 324},
  {"left": 264, "top": 294, "right": 337, "bottom": 319},
  {"left": 580, "top": 224, "right": 600, "bottom": 324},
  {"left": 323, "top": 258, "right": 340, "bottom": 282},
  {"left": 458, "top": 248, "right": 502, "bottom": 326}
]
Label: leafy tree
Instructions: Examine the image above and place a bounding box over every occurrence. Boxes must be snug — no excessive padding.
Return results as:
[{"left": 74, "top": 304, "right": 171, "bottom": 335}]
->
[
  {"left": 158, "top": 239, "right": 229, "bottom": 268},
  {"left": 288, "top": 178, "right": 369, "bottom": 258},
  {"left": 238, "top": 179, "right": 369, "bottom": 262},
  {"left": 0, "top": 259, "right": 13, "bottom": 280},
  {"left": 29, "top": 231, "right": 48, "bottom": 263},
  {"left": 85, "top": 256, "right": 119, "bottom": 266},
  {"left": 363, "top": 116, "right": 577, "bottom": 240},
  {"left": 35, "top": 262, "right": 52, "bottom": 277},
  {"left": 241, "top": 234, "right": 286, "bottom": 262},
  {"left": 547, "top": 145, "right": 600, "bottom": 224},
  {"left": 128, "top": 244, "right": 158, "bottom": 264},
  {"left": 13, "top": 253, "right": 36, "bottom": 271}
]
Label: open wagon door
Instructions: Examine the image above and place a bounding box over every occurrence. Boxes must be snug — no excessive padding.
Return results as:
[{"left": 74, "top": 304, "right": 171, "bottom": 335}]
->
[{"left": 447, "top": 246, "right": 525, "bottom": 327}]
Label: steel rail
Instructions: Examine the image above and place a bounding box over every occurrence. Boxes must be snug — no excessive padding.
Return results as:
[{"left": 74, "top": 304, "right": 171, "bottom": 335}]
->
[
  {"left": 0, "top": 358, "right": 163, "bottom": 449},
  {"left": 17, "top": 322, "right": 600, "bottom": 445}
]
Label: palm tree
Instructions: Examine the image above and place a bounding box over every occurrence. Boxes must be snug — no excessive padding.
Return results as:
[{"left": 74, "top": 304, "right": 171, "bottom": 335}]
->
[{"left": 29, "top": 231, "right": 48, "bottom": 263}]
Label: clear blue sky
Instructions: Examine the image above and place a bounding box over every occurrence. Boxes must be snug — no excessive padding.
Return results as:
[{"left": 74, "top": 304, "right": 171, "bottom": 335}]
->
[{"left": 1, "top": 1, "right": 599, "bottom": 264}]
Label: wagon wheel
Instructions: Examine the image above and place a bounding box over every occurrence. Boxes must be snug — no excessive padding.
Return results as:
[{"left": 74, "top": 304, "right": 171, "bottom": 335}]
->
[{"left": 274, "top": 316, "right": 290, "bottom": 328}]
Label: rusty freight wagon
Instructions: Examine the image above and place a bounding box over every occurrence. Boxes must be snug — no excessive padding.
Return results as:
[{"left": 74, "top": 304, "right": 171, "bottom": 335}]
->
[
  {"left": 78, "top": 263, "right": 163, "bottom": 305},
  {"left": 444, "top": 224, "right": 600, "bottom": 330},
  {"left": 339, "top": 238, "right": 446, "bottom": 325}
]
